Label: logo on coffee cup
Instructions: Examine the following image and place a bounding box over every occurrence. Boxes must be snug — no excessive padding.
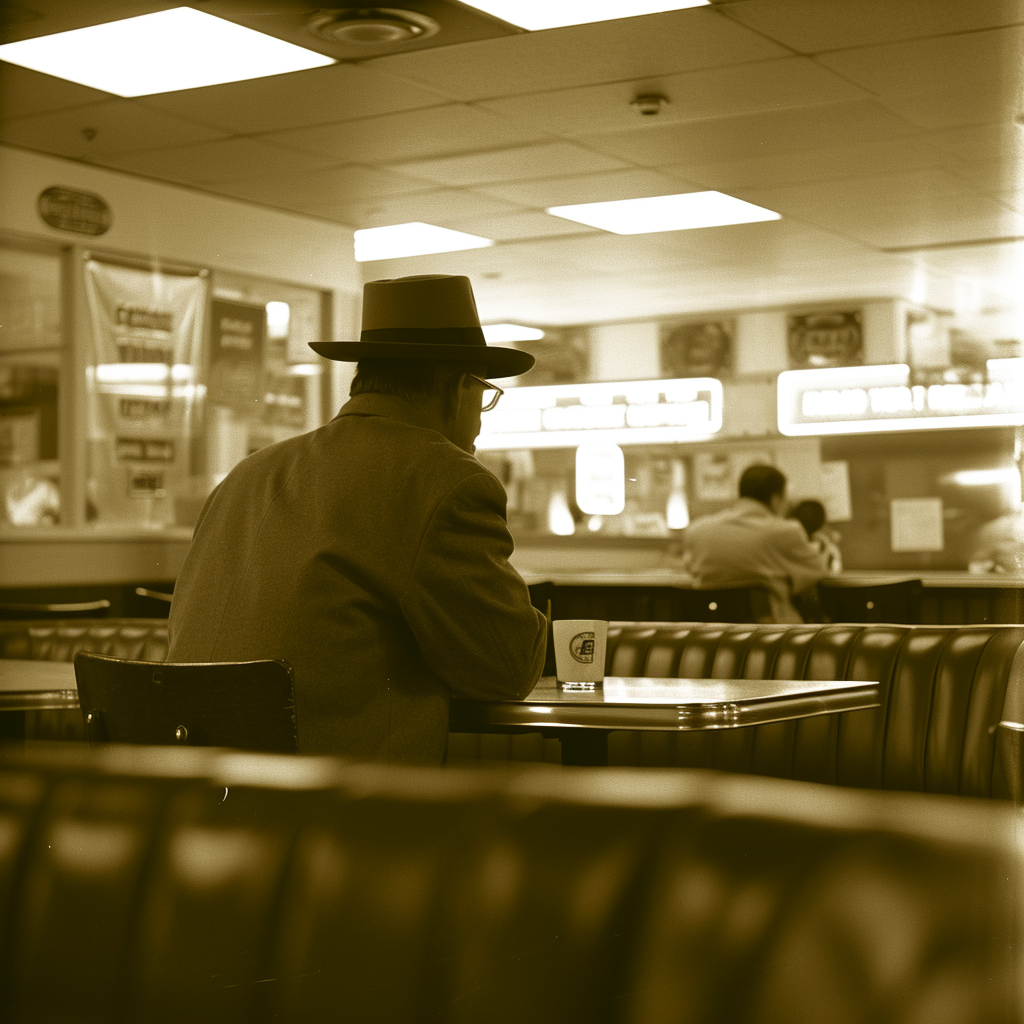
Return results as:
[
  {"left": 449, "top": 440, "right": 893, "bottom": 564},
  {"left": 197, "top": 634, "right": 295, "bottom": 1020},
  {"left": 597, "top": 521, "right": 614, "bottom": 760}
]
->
[{"left": 570, "top": 631, "right": 595, "bottom": 663}]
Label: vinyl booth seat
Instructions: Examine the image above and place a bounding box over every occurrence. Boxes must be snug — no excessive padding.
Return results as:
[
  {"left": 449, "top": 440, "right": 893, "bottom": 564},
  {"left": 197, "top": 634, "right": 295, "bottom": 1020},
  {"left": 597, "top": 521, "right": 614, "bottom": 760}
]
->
[
  {"left": 602, "top": 622, "right": 1024, "bottom": 800},
  {"left": 0, "top": 744, "right": 1019, "bottom": 1024}
]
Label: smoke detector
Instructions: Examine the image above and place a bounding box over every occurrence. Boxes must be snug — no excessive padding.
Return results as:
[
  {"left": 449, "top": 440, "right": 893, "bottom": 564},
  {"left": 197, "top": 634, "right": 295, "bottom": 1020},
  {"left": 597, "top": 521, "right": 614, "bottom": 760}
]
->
[
  {"left": 631, "top": 93, "right": 669, "bottom": 116},
  {"left": 306, "top": 8, "right": 440, "bottom": 47}
]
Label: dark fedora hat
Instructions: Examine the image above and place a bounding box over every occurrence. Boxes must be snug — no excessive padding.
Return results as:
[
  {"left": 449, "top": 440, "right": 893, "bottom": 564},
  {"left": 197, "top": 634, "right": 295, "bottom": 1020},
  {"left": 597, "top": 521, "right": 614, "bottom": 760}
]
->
[{"left": 309, "top": 274, "right": 535, "bottom": 377}]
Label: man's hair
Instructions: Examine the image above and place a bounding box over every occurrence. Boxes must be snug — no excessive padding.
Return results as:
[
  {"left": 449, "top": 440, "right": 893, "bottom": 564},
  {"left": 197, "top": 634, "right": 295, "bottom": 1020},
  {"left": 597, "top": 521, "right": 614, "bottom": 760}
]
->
[
  {"left": 738, "top": 464, "right": 787, "bottom": 507},
  {"left": 789, "top": 499, "right": 826, "bottom": 538},
  {"left": 350, "top": 358, "right": 475, "bottom": 416}
]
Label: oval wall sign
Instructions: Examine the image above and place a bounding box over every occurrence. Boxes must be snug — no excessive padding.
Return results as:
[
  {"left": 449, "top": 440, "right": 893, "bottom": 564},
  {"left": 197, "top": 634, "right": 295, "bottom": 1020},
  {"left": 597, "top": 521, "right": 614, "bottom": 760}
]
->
[{"left": 37, "top": 186, "right": 112, "bottom": 236}]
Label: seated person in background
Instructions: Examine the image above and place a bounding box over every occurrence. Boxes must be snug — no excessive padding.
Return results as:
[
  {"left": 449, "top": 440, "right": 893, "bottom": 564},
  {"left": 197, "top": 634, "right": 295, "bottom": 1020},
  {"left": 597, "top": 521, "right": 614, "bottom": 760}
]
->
[
  {"left": 168, "top": 274, "right": 547, "bottom": 764},
  {"left": 969, "top": 509, "right": 1024, "bottom": 573},
  {"left": 788, "top": 499, "right": 843, "bottom": 573},
  {"left": 685, "top": 465, "right": 830, "bottom": 623}
]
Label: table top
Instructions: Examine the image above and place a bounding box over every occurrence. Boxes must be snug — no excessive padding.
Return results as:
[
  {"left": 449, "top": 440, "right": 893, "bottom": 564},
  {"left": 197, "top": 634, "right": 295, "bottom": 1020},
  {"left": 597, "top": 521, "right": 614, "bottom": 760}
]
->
[
  {"left": 450, "top": 675, "right": 880, "bottom": 732},
  {"left": 0, "top": 659, "right": 880, "bottom": 731},
  {"left": 0, "top": 658, "right": 79, "bottom": 710}
]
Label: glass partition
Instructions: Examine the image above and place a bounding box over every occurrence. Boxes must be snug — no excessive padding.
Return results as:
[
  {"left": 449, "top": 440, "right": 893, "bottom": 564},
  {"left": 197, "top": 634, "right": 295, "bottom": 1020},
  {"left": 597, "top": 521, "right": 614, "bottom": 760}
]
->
[{"left": 0, "top": 245, "right": 62, "bottom": 527}]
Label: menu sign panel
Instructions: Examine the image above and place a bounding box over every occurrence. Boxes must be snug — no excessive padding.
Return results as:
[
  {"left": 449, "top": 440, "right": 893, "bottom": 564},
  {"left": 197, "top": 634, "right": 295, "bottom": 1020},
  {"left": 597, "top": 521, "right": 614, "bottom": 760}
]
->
[
  {"left": 476, "top": 377, "right": 723, "bottom": 450},
  {"left": 209, "top": 299, "right": 264, "bottom": 412},
  {"left": 778, "top": 363, "right": 1024, "bottom": 436}
]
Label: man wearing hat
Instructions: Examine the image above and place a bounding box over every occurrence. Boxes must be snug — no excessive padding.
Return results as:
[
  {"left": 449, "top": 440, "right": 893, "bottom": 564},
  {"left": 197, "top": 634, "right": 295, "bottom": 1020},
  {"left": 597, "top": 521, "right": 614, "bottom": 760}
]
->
[{"left": 168, "top": 275, "right": 547, "bottom": 762}]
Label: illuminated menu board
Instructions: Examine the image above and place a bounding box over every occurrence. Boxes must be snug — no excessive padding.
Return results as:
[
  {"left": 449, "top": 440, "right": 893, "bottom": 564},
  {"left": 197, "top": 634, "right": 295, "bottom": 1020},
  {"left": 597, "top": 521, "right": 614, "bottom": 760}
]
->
[
  {"left": 476, "top": 377, "right": 723, "bottom": 450},
  {"left": 777, "top": 361, "right": 1024, "bottom": 436}
]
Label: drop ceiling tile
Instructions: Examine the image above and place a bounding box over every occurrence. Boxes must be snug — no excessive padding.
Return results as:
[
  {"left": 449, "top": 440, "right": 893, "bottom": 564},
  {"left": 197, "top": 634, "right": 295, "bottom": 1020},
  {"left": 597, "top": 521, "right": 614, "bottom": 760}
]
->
[
  {"left": 721, "top": 0, "right": 1024, "bottom": 53},
  {"left": 138, "top": 63, "right": 449, "bottom": 134},
  {"left": 578, "top": 99, "right": 922, "bottom": 167},
  {"left": 668, "top": 137, "right": 954, "bottom": 191},
  {"left": 923, "top": 123, "right": 1024, "bottom": 164},
  {"left": 263, "top": 104, "right": 551, "bottom": 165},
  {"left": 817, "top": 25, "right": 1024, "bottom": 98},
  {"left": 471, "top": 169, "right": 700, "bottom": 208},
  {"left": 447, "top": 210, "right": 599, "bottom": 241},
  {"left": 995, "top": 187, "right": 1024, "bottom": 213},
  {"left": 98, "top": 138, "right": 336, "bottom": 185},
  {"left": 391, "top": 142, "right": 627, "bottom": 186},
  {"left": 737, "top": 170, "right": 1024, "bottom": 248},
  {"left": 0, "top": 63, "right": 111, "bottom": 121},
  {"left": 209, "top": 165, "right": 430, "bottom": 210},
  {"left": 371, "top": 7, "right": 789, "bottom": 101},
  {"left": 479, "top": 57, "right": 867, "bottom": 136},
  {"left": 0, "top": 100, "right": 227, "bottom": 160},
  {"left": 876, "top": 84, "right": 1021, "bottom": 130},
  {"left": 302, "top": 188, "right": 523, "bottom": 229}
]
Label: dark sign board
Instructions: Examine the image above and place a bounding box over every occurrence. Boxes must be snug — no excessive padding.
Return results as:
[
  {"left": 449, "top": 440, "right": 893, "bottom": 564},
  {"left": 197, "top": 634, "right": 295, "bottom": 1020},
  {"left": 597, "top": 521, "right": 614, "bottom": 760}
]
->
[
  {"left": 209, "top": 299, "right": 265, "bottom": 412},
  {"left": 37, "top": 187, "right": 111, "bottom": 236}
]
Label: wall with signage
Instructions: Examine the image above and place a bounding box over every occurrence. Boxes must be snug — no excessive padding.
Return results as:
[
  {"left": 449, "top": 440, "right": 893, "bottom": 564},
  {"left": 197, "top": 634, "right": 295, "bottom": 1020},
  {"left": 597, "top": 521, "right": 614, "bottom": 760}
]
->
[{"left": 0, "top": 144, "right": 361, "bottom": 586}]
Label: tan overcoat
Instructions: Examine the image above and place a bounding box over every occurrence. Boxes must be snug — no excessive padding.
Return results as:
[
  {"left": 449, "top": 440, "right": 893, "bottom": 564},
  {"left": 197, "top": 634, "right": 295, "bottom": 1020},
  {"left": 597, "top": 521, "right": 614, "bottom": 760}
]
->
[
  {"left": 168, "top": 393, "right": 547, "bottom": 762},
  {"left": 685, "top": 497, "right": 830, "bottom": 623}
]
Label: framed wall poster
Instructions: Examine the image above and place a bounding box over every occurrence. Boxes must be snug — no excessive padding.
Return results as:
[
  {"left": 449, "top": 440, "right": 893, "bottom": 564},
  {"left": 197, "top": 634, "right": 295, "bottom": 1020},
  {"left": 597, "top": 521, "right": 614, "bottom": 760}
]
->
[
  {"left": 661, "top": 320, "right": 734, "bottom": 378},
  {"left": 787, "top": 310, "right": 863, "bottom": 369},
  {"left": 511, "top": 327, "right": 589, "bottom": 386}
]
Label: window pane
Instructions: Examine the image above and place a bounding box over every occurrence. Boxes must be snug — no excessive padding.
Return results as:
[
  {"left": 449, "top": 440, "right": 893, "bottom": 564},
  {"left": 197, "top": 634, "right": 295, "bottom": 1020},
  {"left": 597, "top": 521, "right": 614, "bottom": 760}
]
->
[{"left": 0, "top": 247, "right": 62, "bottom": 526}]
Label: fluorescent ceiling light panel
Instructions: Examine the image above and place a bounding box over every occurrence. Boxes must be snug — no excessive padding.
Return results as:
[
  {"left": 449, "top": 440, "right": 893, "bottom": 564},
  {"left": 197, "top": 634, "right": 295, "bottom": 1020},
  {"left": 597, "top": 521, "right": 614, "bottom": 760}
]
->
[
  {"left": 354, "top": 223, "right": 494, "bottom": 262},
  {"left": 547, "top": 191, "right": 781, "bottom": 235},
  {"left": 483, "top": 324, "right": 546, "bottom": 343},
  {"left": 463, "top": 1, "right": 708, "bottom": 31},
  {"left": 0, "top": 7, "right": 334, "bottom": 97}
]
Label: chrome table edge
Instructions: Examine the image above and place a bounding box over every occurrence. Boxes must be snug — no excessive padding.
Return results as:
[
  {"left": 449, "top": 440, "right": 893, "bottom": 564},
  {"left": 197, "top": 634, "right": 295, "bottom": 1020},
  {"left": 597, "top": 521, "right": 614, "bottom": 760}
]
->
[
  {"left": 451, "top": 685, "right": 879, "bottom": 732},
  {"left": 0, "top": 690, "right": 80, "bottom": 711}
]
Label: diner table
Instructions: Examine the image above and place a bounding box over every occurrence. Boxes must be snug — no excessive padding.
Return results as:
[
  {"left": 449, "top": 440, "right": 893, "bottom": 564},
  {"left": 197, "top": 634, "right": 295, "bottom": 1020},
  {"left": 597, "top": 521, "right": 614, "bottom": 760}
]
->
[
  {"left": 449, "top": 675, "right": 880, "bottom": 765},
  {"left": 2, "top": 660, "right": 881, "bottom": 766}
]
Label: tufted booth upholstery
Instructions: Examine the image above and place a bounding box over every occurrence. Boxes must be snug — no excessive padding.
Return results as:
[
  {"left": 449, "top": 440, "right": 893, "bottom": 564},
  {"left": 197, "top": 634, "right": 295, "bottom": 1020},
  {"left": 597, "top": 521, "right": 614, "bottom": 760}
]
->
[
  {"left": 0, "top": 618, "right": 169, "bottom": 663},
  {"left": 601, "top": 622, "right": 1024, "bottom": 801},
  {"left": 0, "top": 743, "right": 1019, "bottom": 1024}
]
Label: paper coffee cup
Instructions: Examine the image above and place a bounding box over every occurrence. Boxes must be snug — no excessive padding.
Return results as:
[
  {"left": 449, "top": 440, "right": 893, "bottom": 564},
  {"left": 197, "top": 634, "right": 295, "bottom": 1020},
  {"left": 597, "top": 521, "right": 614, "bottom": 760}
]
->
[{"left": 552, "top": 619, "right": 608, "bottom": 684}]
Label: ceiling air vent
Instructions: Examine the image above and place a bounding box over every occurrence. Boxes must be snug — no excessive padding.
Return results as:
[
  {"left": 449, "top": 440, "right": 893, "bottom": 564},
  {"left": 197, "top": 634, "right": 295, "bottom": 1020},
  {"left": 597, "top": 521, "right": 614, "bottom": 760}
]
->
[{"left": 306, "top": 8, "right": 440, "bottom": 48}]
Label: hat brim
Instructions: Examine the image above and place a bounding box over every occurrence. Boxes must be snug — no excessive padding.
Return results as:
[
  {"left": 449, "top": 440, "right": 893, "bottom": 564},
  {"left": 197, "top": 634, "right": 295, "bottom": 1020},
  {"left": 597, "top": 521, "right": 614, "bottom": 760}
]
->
[{"left": 310, "top": 341, "right": 535, "bottom": 377}]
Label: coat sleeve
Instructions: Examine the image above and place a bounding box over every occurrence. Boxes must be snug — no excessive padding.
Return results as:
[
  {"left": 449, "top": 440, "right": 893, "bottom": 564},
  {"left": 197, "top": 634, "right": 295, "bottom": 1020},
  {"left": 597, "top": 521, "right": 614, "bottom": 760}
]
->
[
  {"left": 399, "top": 470, "right": 547, "bottom": 701},
  {"left": 773, "top": 521, "right": 831, "bottom": 596}
]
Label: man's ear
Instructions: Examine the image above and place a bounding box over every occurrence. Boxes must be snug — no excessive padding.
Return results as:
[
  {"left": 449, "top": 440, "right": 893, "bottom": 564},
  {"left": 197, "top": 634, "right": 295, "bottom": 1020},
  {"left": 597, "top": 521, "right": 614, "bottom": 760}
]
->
[{"left": 445, "top": 371, "right": 469, "bottom": 421}]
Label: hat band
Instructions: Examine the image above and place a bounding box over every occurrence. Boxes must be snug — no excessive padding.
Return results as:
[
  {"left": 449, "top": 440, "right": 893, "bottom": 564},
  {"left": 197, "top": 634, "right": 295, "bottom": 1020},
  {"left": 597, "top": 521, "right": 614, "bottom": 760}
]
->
[{"left": 360, "top": 326, "right": 486, "bottom": 347}]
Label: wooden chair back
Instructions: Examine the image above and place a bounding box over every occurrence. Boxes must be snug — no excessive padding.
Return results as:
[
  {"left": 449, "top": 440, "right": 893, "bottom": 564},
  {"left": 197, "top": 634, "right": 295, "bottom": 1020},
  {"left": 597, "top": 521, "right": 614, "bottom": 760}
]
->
[{"left": 74, "top": 652, "right": 297, "bottom": 753}]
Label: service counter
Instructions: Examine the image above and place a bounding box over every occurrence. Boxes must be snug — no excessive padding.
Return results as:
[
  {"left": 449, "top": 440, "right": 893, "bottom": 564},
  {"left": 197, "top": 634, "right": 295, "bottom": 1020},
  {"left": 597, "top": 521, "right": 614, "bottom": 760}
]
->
[{"left": 518, "top": 569, "right": 1024, "bottom": 624}]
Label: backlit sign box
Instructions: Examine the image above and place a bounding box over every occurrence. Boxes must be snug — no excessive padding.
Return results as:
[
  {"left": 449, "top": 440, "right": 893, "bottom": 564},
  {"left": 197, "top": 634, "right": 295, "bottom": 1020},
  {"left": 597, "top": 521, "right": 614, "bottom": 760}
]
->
[
  {"left": 476, "top": 377, "right": 723, "bottom": 450},
  {"left": 778, "top": 362, "right": 1024, "bottom": 436}
]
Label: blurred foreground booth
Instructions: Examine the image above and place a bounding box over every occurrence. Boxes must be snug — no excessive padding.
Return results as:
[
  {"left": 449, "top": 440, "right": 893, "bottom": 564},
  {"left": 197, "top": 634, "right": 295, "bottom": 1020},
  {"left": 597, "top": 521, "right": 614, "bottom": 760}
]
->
[{"left": 0, "top": 743, "right": 1019, "bottom": 1024}]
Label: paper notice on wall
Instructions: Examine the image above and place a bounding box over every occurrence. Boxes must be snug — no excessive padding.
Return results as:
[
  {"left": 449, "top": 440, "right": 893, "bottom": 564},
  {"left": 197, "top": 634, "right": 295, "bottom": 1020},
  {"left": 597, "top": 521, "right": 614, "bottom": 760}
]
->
[
  {"left": 693, "top": 451, "right": 735, "bottom": 501},
  {"left": 820, "top": 460, "right": 852, "bottom": 522},
  {"left": 891, "top": 497, "right": 944, "bottom": 552}
]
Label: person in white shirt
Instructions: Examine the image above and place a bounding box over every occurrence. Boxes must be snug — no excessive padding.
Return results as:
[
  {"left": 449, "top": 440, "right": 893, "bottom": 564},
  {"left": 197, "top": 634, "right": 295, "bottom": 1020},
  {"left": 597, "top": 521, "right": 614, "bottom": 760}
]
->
[{"left": 685, "top": 465, "right": 830, "bottom": 623}]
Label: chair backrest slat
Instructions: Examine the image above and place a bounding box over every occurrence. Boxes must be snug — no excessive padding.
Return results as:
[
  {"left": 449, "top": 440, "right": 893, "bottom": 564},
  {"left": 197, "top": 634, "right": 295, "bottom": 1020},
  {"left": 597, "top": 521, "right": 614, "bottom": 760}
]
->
[{"left": 73, "top": 653, "right": 297, "bottom": 754}]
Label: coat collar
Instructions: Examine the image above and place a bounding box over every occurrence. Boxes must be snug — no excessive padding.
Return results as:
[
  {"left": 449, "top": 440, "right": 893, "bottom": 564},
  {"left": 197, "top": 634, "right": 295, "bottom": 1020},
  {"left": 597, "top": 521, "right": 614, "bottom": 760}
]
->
[
  {"left": 734, "top": 496, "right": 776, "bottom": 518},
  {"left": 335, "top": 392, "right": 442, "bottom": 433}
]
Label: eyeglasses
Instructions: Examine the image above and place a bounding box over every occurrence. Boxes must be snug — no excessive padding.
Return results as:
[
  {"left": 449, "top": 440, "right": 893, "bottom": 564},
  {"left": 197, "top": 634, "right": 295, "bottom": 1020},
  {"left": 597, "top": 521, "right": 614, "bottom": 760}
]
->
[{"left": 467, "top": 373, "right": 504, "bottom": 412}]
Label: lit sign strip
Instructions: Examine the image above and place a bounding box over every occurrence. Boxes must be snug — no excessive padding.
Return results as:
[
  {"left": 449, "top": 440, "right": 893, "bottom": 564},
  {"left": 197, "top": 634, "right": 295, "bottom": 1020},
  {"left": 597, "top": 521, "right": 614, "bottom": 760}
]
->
[
  {"left": 476, "top": 377, "right": 722, "bottom": 450},
  {"left": 778, "top": 363, "right": 1024, "bottom": 436}
]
